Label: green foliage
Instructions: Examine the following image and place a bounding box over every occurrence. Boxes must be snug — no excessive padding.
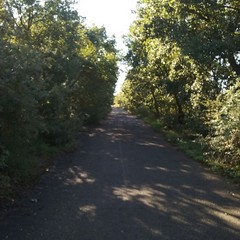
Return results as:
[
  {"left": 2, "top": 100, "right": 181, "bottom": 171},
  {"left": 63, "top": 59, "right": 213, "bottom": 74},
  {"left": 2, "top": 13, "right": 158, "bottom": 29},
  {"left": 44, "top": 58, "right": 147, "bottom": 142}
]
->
[
  {"left": 121, "top": 0, "right": 240, "bottom": 180},
  {"left": 0, "top": 145, "right": 9, "bottom": 170},
  {"left": 147, "top": 118, "right": 205, "bottom": 162},
  {"left": 0, "top": 0, "right": 118, "bottom": 198},
  {"left": 0, "top": 174, "right": 12, "bottom": 200},
  {"left": 7, "top": 153, "right": 41, "bottom": 185},
  {"left": 206, "top": 81, "right": 240, "bottom": 172}
]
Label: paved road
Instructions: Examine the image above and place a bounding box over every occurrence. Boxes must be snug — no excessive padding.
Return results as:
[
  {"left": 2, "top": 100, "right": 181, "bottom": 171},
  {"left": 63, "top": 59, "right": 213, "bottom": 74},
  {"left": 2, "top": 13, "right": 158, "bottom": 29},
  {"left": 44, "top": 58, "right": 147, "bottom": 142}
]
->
[{"left": 1, "top": 108, "right": 240, "bottom": 240}]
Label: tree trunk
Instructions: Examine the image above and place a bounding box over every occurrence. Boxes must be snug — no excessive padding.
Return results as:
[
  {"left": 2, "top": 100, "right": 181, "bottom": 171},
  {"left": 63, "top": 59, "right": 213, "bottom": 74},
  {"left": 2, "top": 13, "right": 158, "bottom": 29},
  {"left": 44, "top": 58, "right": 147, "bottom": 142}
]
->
[
  {"left": 228, "top": 53, "right": 240, "bottom": 76},
  {"left": 150, "top": 88, "right": 160, "bottom": 118},
  {"left": 174, "top": 94, "right": 185, "bottom": 124}
]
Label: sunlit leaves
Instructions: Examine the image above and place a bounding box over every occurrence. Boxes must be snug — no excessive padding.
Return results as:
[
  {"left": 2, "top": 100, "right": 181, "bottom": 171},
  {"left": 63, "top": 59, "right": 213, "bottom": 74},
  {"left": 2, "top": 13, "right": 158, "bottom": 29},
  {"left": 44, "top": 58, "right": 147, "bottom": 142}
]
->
[
  {"left": 0, "top": 0, "right": 118, "bottom": 161},
  {"left": 121, "top": 0, "right": 240, "bottom": 174}
]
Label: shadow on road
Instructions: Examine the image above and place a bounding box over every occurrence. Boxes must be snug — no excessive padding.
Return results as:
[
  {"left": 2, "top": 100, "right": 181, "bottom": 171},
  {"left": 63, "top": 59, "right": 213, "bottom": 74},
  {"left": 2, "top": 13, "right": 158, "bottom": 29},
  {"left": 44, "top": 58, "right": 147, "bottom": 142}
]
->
[{"left": 1, "top": 108, "right": 240, "bottom": 240}]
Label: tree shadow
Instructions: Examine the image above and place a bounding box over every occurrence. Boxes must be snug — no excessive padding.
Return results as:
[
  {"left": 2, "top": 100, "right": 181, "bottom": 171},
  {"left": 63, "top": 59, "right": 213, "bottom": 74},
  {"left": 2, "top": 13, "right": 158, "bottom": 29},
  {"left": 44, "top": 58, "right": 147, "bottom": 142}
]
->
[{"left": 1, "top": 108, "right": 240, "bottom": 240}]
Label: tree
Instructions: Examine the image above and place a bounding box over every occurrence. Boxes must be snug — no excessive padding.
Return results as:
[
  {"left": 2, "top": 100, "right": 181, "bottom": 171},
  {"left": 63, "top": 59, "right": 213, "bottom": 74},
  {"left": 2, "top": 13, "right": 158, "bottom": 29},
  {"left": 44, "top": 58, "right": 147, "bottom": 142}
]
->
[
  {"left": 0, "top": 0, "right": 118, "bottom": 190},
  {"left": 121, "top": 0, "right": 240, "bottom": 178}
]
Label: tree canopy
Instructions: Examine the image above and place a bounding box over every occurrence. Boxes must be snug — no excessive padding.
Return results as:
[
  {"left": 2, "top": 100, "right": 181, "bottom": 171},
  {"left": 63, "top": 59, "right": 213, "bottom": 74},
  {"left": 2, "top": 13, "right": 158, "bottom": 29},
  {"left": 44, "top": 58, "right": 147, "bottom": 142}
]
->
[
  {"left": 0, "top": 0, "right": 118, "bottom": 192},
  {"left": 118, "top": 0, "right": 240, "bottom": 179}
]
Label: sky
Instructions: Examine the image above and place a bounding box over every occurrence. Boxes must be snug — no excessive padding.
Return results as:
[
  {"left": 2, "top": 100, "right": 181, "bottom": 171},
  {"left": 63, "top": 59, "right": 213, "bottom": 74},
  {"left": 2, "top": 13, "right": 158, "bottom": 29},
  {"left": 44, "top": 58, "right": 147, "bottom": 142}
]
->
[{"left": 76, "top": 0, "right": 138, "bottom": 93}]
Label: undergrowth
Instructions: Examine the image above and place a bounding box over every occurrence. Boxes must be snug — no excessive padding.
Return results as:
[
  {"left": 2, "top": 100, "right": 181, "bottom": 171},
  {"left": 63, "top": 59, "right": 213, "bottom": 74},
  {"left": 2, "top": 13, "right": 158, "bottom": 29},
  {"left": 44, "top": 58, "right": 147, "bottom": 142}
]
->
[
  {"left": 146, "top": 118, "right": 240, "bottom": 183},
  {"left": 0, "top": 140, "right": 77, "bottom": 207}
]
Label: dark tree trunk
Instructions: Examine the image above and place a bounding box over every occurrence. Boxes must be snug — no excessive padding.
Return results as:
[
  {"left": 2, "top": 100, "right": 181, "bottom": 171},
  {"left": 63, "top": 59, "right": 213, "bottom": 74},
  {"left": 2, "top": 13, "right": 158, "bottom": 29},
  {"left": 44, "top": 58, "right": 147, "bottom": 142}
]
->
[
  {"left": 174, "top": 94, "right": 185, "bottom": 124},
  {"left": 228, "top": 53, "right": 240, "bottom": 76}
]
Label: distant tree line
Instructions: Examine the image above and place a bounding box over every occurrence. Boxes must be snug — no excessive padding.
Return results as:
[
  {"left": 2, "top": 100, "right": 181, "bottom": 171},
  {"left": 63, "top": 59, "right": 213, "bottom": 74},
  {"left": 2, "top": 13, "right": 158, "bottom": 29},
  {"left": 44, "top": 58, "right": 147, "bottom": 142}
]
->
[
  {"left": 0, "top": 0, "right": 118, "bottom": 194},
  {"left": 117, "top": 0, "right": 240, "bottom": 178}
]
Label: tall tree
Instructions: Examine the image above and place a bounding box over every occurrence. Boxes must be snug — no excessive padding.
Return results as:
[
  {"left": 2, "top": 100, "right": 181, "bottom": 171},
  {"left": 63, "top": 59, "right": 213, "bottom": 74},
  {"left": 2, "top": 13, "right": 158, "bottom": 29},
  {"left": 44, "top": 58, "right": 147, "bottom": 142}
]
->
[
  {"left": 0, "top": 0, "right": 118, "bottom": 189},
  {"left": 120, "top": 0, "right": 240, "bottom": 177}
]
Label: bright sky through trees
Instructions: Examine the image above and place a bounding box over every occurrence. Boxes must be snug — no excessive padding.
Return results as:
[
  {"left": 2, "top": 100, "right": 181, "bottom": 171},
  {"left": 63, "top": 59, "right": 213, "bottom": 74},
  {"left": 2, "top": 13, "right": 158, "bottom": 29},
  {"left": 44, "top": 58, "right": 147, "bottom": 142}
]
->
[{"left": 76, "top": 0, "right": 138, "bottom": 93}]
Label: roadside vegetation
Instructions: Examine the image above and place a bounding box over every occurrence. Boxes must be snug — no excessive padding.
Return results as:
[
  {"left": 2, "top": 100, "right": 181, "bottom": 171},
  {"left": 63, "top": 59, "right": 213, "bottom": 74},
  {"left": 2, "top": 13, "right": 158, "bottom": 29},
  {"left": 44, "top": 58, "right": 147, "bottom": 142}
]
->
[
  {"left": 0, "top": 0, "right": 118, "bottom": 203},
  {"left": 115, "top": 0, "right": 240, "bottom": 182}
]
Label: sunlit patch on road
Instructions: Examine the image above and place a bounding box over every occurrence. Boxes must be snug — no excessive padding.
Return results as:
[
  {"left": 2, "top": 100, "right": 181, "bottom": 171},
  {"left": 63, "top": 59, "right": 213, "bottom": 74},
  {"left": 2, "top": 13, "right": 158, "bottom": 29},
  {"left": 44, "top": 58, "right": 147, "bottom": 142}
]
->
[
  {"left": 145, "top": 166, "right": 170, "bottom": 172},
  {"left": 79, "top": 205, "right": 97, "bottom": 222},
  {"left": 137, "top": 141, "right": 165, "bottom": 148},
  {"left": 64, "top": 167, "right": 96, "bottom": 186},
  {"left": 112, "top": 185, "right": 166, "bottom": 210}
]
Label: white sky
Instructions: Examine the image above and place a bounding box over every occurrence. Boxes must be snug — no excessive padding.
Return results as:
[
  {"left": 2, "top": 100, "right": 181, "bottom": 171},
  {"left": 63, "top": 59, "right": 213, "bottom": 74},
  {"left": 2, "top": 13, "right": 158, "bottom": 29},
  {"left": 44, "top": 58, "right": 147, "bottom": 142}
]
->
[{"left": 76, "top": 0, "right": 138, "bottom": 93}]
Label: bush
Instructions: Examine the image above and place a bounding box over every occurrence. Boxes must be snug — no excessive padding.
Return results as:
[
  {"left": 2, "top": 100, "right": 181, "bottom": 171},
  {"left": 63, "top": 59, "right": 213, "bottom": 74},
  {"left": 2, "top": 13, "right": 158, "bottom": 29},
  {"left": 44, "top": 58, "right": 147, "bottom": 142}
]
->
[
  {"left": 0, "top": 174, "right": 12, "bottom": 200},
  {"left": 0, "top": 144, "right": 9, "bottom": 171},
  {"left": 0, "top": 0, "right": 118, "bottom": 201},
  {"left": 206, "top": 81, "right": 240, "bottom": 175}
]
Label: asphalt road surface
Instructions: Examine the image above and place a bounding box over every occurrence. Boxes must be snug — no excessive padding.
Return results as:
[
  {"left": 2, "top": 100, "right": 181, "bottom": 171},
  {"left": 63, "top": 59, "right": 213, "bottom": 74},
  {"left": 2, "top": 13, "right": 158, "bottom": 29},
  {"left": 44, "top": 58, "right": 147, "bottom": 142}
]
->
[{"left": 1, "top": 108, "right": 240, "bottom": 240}]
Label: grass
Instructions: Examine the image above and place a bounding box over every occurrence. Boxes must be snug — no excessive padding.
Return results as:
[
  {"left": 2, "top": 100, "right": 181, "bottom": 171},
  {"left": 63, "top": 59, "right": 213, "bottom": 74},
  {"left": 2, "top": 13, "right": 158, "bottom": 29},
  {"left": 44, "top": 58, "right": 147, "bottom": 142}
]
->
[
  {"left": 203, "top": 157, "right": 240, "bottom": 182},
  {"left": 145, "top": 118, "right": 240, "bottom": 183}
]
